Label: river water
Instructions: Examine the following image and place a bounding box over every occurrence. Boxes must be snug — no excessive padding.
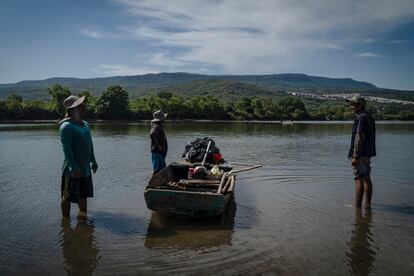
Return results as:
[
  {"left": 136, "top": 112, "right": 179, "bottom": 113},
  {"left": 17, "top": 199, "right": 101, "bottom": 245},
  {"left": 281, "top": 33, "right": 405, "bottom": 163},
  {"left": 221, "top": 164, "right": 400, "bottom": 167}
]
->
[{"left": 0, "top": 122, "right": 413, "bottom": 275}]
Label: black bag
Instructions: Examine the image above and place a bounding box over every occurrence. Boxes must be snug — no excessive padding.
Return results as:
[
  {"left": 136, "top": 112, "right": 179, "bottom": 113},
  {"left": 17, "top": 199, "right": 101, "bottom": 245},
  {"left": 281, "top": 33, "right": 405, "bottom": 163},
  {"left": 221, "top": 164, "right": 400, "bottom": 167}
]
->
[{"left": 182, "top": 137, "right": 221, "bottom": 163}]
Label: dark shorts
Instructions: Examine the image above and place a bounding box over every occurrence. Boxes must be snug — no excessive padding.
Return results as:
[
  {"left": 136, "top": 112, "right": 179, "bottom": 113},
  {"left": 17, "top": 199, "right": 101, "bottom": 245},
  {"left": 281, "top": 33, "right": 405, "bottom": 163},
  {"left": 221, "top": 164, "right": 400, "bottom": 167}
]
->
[
  {"left": 352, "top": 157, "right": 371, "bottom": 181},
  {"left": 151, "top": 152, "right": 166, "bottom": 172},
  {"left": 61, "top": 175, "right": 93, "bottom": 203}
]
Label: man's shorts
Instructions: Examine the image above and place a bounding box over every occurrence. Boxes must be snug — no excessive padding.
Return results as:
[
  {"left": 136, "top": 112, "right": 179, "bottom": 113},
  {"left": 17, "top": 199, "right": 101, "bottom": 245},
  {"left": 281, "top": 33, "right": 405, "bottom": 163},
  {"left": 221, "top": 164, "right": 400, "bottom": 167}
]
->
[
  {"left": 61, "top": 174, "right": 94, "bottom": 203},
  {"left": 152, "top": 152, "right": 166, "bottom": 172},
  {"left": 352, "top": 157, "right": 371, "bottom": 181}
]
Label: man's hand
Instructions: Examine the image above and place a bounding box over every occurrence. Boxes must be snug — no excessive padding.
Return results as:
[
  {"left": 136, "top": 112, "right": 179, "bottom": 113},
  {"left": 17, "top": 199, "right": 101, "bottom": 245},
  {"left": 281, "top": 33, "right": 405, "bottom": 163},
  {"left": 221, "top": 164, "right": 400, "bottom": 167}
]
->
[
  {"left": 72, "top": 171, "right": 82, "bottom": 178},
  {"left": 91, "top": 163, "right": 98, "bottom": 174},
  {"left": 351, "top": 158, "right": 359, "bottom": 167}
]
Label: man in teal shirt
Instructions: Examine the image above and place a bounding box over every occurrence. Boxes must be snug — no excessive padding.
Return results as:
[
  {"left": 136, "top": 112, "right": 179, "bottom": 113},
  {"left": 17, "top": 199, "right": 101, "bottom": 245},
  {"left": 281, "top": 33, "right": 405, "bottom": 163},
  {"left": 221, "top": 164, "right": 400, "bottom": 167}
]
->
[{"left": 59, "top": 95, "right": 98, "bottom": 218}]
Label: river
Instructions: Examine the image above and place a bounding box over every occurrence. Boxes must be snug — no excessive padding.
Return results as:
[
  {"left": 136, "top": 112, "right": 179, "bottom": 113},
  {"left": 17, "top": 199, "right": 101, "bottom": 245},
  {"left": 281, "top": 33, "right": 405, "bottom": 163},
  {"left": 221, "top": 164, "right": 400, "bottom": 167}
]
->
[{"left": 0, "top": 122, "right": 413, "bottom": 275}]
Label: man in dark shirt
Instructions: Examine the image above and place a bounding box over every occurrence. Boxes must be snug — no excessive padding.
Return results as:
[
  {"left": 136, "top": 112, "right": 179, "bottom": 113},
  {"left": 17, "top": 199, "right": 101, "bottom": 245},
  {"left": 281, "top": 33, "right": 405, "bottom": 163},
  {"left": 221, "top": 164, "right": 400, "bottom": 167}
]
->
[
  {"left": 347, "top": 96, "right": 376, "bottom": 209},
  {"left": 150, "top": 110, "right": 168, "bottom": 175}
]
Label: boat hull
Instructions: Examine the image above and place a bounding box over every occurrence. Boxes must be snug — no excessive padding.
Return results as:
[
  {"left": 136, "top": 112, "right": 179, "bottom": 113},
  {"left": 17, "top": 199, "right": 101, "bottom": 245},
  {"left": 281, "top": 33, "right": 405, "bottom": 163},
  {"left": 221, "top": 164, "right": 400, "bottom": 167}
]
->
[{"left": 144, "top": 187, "right": 232, "bottom": 218}]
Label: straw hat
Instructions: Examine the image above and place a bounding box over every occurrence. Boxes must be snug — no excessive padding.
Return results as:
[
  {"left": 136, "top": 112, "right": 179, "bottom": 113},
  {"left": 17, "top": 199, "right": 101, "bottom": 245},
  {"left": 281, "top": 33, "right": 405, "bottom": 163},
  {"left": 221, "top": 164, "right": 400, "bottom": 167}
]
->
[
  {"left": 346, "top": 95, "right": 367, "bottom": 107},
  {"left": 63, "top": 95, "right": 85, "bottom": 110},
  {"left": 152, "top": 110, "right": 168, "bottom": 122}
]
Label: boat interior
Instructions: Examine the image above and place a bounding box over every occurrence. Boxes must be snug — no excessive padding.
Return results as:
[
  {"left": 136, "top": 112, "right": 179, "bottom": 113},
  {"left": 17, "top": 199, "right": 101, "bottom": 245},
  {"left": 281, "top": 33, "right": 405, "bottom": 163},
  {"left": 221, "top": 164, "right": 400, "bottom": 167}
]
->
[{"left": 147, "top": 162, "right": 235, "bottom": 194}]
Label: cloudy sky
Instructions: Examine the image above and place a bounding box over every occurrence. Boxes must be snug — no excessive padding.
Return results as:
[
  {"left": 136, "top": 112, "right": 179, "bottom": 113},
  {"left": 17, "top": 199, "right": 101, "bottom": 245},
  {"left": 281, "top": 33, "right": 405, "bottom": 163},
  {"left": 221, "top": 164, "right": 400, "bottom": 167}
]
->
[{"left": 1, "top": 0, "right": 414, "bottom": 89}]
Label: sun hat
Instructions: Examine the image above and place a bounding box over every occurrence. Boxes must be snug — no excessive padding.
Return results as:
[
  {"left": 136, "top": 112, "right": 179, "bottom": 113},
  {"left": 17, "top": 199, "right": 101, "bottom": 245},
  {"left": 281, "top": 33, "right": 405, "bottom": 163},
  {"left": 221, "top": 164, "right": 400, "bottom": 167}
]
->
[
  {"left": 63, "top": 95, "right": 85, "bottom": 110},
  {"left": 152, "top": 110, "right": 168, "bottom": 122},
  {"left": 346, "top": 95, "right": 367, "bottom": 107}
]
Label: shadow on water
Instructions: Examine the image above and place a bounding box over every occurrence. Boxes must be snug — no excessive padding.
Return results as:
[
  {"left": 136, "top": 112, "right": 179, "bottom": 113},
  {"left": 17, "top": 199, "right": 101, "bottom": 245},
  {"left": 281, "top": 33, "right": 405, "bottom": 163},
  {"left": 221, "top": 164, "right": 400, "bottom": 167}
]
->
[
  {"left": 145, "top": 199, "right": 236, "bottom": 250},
  {"left": 345, "top": 209, "right": 378, "bottom": 276},
  {"left": 60, "top": 218, "right": 101, "bottom": 276}
]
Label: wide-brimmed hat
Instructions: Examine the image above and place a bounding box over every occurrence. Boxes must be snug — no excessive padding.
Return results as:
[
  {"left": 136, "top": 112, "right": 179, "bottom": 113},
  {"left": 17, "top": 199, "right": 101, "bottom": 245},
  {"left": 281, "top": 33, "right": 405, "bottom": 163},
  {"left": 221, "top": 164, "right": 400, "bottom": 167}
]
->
[
  {"left": 346, "top": 95, "right": 366, "bottom": 107},
  {"left": 63, "top": 95, "right": 85, "bottom": 110},
  {"left": 152, "top": 110, "right": 168, "bottom": 122}
]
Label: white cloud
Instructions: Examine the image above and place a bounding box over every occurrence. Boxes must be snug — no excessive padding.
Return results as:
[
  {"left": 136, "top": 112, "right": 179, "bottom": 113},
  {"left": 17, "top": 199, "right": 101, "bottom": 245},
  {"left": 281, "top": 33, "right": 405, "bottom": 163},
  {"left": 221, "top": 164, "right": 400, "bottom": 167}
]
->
[
  {"left": 80, "top": 28, "right": 123, "bottom": 39},
  {"left": 149, "top": 51, "right": 186, "bottom": 67},
  {"left": 107, "top": 0, "right": 414, "bottom": 73},
  {"left": 92, "top": 64, "right": 159, "bottom": 76},
  {"left": 357, "top": 52, "right": 386, "bottom": 58},
  {"left": 81, "top": 28, "right": 102, "bottom": 39},
  {"left": 115, "top": 0, "right": 414, "bottom": 32},
  {"left": 318, "top": 43, "right": 346, "bottom": 50}
]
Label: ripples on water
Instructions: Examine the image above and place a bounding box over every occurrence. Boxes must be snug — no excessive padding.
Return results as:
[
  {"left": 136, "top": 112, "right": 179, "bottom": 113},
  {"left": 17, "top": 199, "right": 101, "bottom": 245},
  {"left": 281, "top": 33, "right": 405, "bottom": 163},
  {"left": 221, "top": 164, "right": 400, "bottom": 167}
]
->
[{"left": 0, "top": 122, "right": 413, "bottom": 275}]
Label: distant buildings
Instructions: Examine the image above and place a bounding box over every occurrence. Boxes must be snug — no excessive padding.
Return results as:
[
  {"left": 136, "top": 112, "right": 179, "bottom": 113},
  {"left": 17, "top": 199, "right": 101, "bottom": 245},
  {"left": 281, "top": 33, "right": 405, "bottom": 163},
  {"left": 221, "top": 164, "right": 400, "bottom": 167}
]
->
[{"left": 287, "top": 91, "right": 414, "bottom": 105}]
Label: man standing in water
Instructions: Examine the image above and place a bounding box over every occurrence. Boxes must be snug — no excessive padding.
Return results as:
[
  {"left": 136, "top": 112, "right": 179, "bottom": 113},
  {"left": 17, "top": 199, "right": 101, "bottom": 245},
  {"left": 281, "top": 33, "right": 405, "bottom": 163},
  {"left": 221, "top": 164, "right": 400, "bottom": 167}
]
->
[
  {"left": 347, "top": 96, "right": 376, "bottom": 209},
  {"left": 59, "top": 95, "right": 98, "bottom": 218},
  {"left": 150, "top": 110, "right": 168, "bottom": 175}
]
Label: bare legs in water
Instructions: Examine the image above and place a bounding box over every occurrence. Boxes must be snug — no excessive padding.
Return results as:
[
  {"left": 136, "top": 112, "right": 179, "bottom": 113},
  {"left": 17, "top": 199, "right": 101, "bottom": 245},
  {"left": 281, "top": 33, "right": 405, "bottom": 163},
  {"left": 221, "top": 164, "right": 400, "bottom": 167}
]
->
[
  {"left": 61, "top": 198, "right": 88, "bottom": 218},
  {"left": 355, "top": 175, "right": 373, "bottom": 209}
]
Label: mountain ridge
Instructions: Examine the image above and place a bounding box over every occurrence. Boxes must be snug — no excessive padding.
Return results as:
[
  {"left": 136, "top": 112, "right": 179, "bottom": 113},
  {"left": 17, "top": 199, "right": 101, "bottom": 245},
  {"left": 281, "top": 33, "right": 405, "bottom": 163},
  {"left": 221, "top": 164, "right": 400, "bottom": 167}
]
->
[{"left": 1, "top": 72, "right": 412, "bottom": 100}]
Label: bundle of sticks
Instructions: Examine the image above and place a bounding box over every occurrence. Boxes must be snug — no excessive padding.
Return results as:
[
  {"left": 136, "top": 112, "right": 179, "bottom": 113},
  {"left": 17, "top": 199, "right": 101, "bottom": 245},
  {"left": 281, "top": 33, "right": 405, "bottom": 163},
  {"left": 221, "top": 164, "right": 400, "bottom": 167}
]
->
[
  {"left": 217, "top": 172, "right": 235, "bottom": 194},
  {"left": 166, "top": 173, "right": 235, "bottom": 194},
  {"left": 164, "top": 164, "right": 262, "bottom": 193},
  {"left": 166, "top": 179, "right": 221, "bottom": 191}
]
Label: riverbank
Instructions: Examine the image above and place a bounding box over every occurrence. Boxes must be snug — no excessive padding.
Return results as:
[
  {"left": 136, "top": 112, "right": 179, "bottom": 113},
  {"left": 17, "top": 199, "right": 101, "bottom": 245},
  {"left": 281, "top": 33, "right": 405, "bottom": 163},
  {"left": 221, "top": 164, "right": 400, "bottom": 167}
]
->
[{"left": 1, "top": 119, "right": 414, "bottom": 125}]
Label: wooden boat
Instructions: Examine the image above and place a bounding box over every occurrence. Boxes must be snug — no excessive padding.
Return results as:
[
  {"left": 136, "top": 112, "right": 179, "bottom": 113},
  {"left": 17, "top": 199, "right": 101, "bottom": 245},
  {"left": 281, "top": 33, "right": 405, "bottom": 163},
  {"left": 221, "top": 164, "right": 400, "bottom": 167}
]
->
[{"left": 144, "top": 162, "right": 235, "bottom": 218}]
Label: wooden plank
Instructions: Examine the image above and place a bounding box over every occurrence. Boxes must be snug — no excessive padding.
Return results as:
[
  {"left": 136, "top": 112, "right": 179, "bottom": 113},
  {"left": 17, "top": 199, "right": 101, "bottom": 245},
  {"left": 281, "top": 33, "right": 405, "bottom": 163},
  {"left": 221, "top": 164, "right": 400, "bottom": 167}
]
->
[
  {"left": 228, "top": 175, "right": 235, "bottom": 192},
  {"left": 217, "top": 173, "right": 230, "bottom": 194},
  {"left": 221, "top": 177, "right": 232, "bottom": 193},
  {"left": 179, "top": 182, "right": 219, "bottom": 188},
  {"left": 180, "top": 179, "right": 221, "bottom": 185}
]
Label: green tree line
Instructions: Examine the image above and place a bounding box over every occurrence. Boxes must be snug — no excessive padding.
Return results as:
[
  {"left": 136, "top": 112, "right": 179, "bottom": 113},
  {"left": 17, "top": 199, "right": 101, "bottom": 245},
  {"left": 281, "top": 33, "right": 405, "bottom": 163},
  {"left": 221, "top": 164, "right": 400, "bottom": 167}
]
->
[{"left": 1, "top": 84, "right": 413, "bottom": 121}]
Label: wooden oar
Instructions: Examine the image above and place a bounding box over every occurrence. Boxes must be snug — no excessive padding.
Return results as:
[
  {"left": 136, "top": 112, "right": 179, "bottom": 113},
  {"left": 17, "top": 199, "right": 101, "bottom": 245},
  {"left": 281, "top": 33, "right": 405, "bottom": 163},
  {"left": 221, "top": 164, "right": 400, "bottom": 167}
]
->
[
  {"left": 201, "top": 141, "right": 212, "bottom": 167},
  {"left": 217, "top": 165, "right": 261, "bottom": 194},
  {"left": 232, "top": 164, "right": 262, "bottom": 173},
  {"left": 231, "top": 162, "right": 261, "bottom": 167}
]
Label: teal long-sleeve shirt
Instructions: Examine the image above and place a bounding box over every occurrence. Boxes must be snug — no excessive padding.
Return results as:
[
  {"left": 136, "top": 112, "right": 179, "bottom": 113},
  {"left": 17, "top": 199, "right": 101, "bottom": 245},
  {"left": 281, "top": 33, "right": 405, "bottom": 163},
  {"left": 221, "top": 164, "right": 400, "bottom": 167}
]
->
[{"left": 59, "top": 120, "right": 97, "bottom": 177}]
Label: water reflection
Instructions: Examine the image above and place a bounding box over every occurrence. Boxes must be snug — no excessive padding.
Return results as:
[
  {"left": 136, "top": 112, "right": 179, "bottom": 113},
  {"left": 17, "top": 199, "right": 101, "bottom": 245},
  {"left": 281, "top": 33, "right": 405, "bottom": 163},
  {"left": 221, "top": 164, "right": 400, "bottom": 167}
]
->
[
  {"left": 346, "top": 209, "right": 377, "bottom": 276},
  {"left": 60, "top": 218, "right": 100, "bottom": 276},
  {"left": 145, "top": 199, "right": 236, "bottom": 250},
  {"left": 91, "top": 211, "right": 146, "bottom": 236}
]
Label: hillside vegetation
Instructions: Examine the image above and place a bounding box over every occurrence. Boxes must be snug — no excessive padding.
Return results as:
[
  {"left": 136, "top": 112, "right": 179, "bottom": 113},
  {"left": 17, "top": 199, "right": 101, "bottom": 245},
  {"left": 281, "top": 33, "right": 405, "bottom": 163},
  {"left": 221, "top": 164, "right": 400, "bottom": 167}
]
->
[
  {"left": 1, "top": 84, "right": 413, "bottom": 121},
  {"left": 0, "top": 72, "right": 394, "bottom": 100}
]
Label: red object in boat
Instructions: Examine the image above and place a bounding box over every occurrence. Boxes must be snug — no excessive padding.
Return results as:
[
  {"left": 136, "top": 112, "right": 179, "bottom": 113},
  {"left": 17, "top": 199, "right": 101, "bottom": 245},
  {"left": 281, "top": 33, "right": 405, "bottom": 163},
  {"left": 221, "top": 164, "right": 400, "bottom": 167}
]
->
[
  {"left": 213, "top": 153, "right": 222, "bottom": 162},
  {"left": 188, "top": 167, "right": 195, "bottom": 178}
]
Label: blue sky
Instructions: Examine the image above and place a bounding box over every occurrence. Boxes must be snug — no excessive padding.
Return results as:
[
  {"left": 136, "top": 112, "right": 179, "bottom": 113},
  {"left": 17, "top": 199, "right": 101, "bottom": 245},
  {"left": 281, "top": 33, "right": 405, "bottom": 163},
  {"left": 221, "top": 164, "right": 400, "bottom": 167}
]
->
[{"left": 1, "top": 0, "right": 414, "bottom": 90}]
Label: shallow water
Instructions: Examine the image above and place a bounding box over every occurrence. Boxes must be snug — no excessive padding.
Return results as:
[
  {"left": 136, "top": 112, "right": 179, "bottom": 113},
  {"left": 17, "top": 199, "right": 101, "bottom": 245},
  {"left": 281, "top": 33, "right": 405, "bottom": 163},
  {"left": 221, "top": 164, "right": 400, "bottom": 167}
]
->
[{"left": 0, "top": 122, "right": 413, "bottom": 275}]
